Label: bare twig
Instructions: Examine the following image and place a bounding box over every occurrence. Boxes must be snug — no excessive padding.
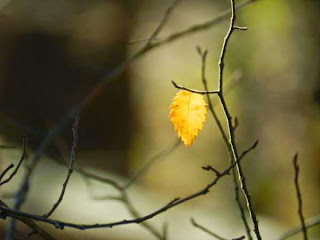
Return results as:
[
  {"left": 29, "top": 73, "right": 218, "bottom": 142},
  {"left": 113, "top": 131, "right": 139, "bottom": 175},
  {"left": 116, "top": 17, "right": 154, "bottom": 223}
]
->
[
  {"left": 201, "top": 165, "right": 223, "bottom": 177},
  {"left": 77, "top": 139, "right": 181, "bottom": 239},
  {"left": 276, "top": 214, "right": 320, "bottom": 240},
  {"left": 197, "top": 47, "right": 252, "bottom": 239},
  {"left": 124, "top": 138, "right": 181, "bottom": 190},
  {"left": 121, "top": 190, "right": 164, "bottom": 240},
  {"left": 0, "top": 141, "right": 257, "bottom": 232},
  {"left": 128, "top": 37, "right": 159, "bottom": 45},
  {"left": 216, "top": 1, "right": 261, "bottom": 239},
  {"left": 191, "top": 217, "right": 246, "bottom": 240},
  {"left": 171, "top": 81, "right": 219, "bottom": 95},
  {"left": 0, "top": 200, "right": 55, "bottom": 240},
  {"left": 145, "top": 0, "right": 181, "bottom": 47},
  {"left": 292, "top": 153, "right": 308, "bottom": 240},
  {"left": 77, "top": 168, "right": 164, "bottom": 240},
  {"left": 0, "top": 164, "right": 14, "bottom": 182},
  {"left": 233, "top": 237, "right": 245, "bottom": 240},
  {"left": 0, "top": 136, "right": 27, "bottom": 186},
  {"left": 130, "top": 0, "right": 254, "bottom": 47},
  {"left": 191, "top": 217, "right": 228, "bottom": 240},
  {"left": 43, "top": 117, "right": 79, "bottom": 218},
  {"left": 151, "top": 0, "right": 256, "bottom": 49}
]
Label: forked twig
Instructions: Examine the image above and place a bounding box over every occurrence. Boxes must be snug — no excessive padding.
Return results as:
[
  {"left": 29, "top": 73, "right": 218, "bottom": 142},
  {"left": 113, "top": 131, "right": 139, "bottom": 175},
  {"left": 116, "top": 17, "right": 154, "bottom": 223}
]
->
[{"left": 171, "top": 81, "right": 219, "bottom": 95}]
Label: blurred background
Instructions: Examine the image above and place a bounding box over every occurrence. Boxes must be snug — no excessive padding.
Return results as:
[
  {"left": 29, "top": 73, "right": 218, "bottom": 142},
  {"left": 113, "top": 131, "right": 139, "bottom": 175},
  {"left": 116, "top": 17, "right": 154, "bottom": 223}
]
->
[{"left": 0, "top": 0, "right": 319, "bottom": 239}]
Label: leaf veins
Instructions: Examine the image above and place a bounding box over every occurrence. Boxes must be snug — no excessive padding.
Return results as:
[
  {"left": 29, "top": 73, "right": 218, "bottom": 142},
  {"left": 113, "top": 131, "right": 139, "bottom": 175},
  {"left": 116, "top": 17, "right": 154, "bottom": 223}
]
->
[{"left": 169, "top": 90, "right": 207, "bottom": 146}]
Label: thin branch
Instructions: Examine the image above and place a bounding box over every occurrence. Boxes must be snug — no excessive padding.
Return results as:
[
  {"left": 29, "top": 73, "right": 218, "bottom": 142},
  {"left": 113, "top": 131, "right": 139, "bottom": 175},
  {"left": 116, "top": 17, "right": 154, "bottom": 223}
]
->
[
  {"left": 292, "top": 153, "right": 308, "bottom": 240},
  {"left": 171, "top": 81, "right": 219, "bottom": 95},
  {"left": 128, "top": 37, "right": 159, "bottom": 45},
  {"left": 191, "top": 217, "right": 228, "bottom": 240},
  {"left": 123, "top": 138, "right": 181, "bottom": 190},
  {"left": 233, "top": 26, "right": 248, "bottom": 31},
  {"left": 0, "top": 164, "right": 14, "bottom": 182},
  {"left": 75, "top": 168, "right": 123, "bottom": 191},
  {"left": 0, "top": 136, "right": 27, "bottom": 186},
  {"left": 191, "top": 217, "right": 246, "bottom": 240},
  {"left": 43, "top": 117, "right": 79, "bottom": 218},
  {"left": 121, "top": 190, "right": 164, "bottom": 240},
  {"left": 233, "top": 237, "right": 245, "bottom": 240},
  {"left": 162, "top": 222, "right": 169, "bottom": 240},
  {"left": 151, "top": 0, "right": 256, "bottom": 49},
  {"left": 0, "top": 141, "right": 257, "bottom": 231},
  {"left": 130, "top": 0, "right": 254, "bottom": 47},
  {"left": 77, "top": 168, "right": 164, "bottom": 240},
  {"left": 201, "top": 165, "right": 223, "bottom": 177},
  {"left": 145, "top": 0, "right": 181, "bottom": 47},
  {"left": 77, "top": 139, "right": 181, "bottom": 239},
  {"left": 196, "top": 47, "right": 228, "bottom": 146},
  {"left": 0, "top": 200, "right": 55, "bottom": 240},
  {"left": 216, "top": 1, "right": 261, "bottom": 239},
  {"left": 276, "top": 214, "right": 320, "bottom": 240},
  {"left": 197, "top": 47, "right": 252, "bottom": 239}
]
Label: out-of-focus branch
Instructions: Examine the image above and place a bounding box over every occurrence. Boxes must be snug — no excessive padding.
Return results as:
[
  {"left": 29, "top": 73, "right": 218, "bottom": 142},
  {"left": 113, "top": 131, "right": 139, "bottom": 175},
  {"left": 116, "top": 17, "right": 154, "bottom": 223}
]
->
[
  {"left": 0, "top": 141, "right": 257, "bottom": 231},
  {"left": 76, "top": 168, "right": 163, "bottom": 239},
  {"left": 124, "top": 138, "right": 181, "bottom": 190},
  {"left": 276, "top": 214, "right": 320, "bottom": 240},
  {"left": 292, "top": 153, "right": 308, "bottom": 240},
  {"left": 0, "top": 200, "right": 55, "bottom": 240},
  {"left": 191, "top": 217, "right": 246, "bottom": 240},
  {"left": 191, "top": 217, "right": 228, "bottom": 240},
  {"left": 141, "top": 0, "right": 256, "bottom": 49},
  {"left": 78, "top": 139, "right": 181, "bottom": 239},
  {"left": 145, "top": 0, "right": 181, "bottom": 47}
]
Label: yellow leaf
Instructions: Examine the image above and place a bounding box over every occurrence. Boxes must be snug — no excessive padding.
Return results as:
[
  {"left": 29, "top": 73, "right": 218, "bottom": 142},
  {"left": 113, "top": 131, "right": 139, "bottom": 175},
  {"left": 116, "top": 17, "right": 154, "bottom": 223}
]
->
[{"left": 169, "top": 90, "right": 207, "bottom": 146}]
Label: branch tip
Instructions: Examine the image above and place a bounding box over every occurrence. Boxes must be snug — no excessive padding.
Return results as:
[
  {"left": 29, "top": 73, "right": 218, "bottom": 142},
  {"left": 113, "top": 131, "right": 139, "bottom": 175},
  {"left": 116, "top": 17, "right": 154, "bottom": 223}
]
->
[{"left": 234, "top": 26, "right": 248, "bottom": 31}]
